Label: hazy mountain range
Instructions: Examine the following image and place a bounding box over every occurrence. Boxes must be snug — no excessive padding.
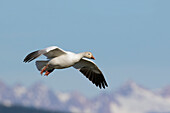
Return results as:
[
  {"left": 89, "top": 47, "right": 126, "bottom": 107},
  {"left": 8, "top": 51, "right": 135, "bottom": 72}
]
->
[
  {"left": 0, "top": 104, "right": 67, "bottom": 113},
  {"left": 0, "top": 80, "right": 170, "bottom": 113}
]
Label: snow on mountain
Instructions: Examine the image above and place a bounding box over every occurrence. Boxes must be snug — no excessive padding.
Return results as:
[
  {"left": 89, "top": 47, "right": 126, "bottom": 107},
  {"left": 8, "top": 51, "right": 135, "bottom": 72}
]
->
[
  {"left": 111, "top": 81, "right": 170, "bottom": 113},
  {"left": 0, "top": 80, "right": 170, "bottom": 113},
  {"left": 13, "top": 84, "right": 27, "bottom": 98},
  {"left": 0, "top": 81, "right": 14, "bottom": 107},
  {"left": 159, "top": 85, "right": 170, "bottom": 97},
  {"left": 55, "top": 92, "right": 70, "bottom": 103}
]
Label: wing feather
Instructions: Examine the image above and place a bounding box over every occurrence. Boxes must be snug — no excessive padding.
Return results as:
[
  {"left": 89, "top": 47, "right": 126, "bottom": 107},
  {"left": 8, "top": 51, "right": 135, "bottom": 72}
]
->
[
  {"left": 23, "top": 46, "right": 66, "bottom": 63},
  {"left": 73, "top": 58, "right": 108, "bottom": 89},
  {"left": 43, "top": 46, "right": 66, "bottom": 58},
  {"left": 23, "top": 50, "right": 41, "bottom": 63}
]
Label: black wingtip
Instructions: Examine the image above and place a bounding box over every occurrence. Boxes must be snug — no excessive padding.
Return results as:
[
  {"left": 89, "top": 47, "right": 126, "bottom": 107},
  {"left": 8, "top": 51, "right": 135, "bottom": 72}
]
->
[
  {"left": 92, "top": 76, "right": 108, "bottom": 89},
  {"left": 23, "top": 50, "right": 41, "bottom": 63},
  {"left": 80, "top": 67, "right": 108, "bottom": 89}
]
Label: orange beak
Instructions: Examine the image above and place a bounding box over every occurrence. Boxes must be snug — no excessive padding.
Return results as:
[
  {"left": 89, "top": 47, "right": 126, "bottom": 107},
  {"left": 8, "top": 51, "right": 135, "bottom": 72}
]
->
[{"left": 91, "top": 56, "right": 95, "bottom": 60}]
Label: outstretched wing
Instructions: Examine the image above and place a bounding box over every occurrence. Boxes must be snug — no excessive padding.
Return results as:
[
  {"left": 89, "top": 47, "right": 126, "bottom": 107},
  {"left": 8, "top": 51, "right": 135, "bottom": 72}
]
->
[
  {"left": 23, "top": 46, "right": 66, "bottom": 63},
  {"left": 73, "top": 58, "right": 108, "bottom": 89}
]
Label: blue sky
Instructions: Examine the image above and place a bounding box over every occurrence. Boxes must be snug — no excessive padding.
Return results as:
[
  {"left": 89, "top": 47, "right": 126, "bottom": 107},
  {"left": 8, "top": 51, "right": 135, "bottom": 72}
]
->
[{"left": 0, "top": 0, "right": 170, "bottom": 97}]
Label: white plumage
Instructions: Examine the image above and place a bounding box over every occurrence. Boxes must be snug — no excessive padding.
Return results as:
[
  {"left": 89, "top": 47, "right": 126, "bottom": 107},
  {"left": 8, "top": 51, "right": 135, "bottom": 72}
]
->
[{"left": 24, "top": 46, "right": 108, "bottom": 89}]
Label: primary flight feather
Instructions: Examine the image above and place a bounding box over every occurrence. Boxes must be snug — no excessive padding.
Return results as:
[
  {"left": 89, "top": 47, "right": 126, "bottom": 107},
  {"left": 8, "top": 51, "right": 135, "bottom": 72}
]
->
[{"left": 23, "top": 46, "right": 108, "bottom": 89}]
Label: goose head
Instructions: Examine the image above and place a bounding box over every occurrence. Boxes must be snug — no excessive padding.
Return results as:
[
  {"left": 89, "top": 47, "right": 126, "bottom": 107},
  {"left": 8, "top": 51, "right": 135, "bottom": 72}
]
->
[{"left": 84, "top": 52, "right": 95, "bottom": 60}]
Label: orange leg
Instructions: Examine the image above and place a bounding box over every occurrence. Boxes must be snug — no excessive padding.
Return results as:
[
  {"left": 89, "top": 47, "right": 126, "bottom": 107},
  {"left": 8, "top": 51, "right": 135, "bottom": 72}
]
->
[
  {"left": 40, "top": 64, "right": 49, "bottom": 75},
  {"left": 44, "top": 71, "right": 50, "bottom": 76}
]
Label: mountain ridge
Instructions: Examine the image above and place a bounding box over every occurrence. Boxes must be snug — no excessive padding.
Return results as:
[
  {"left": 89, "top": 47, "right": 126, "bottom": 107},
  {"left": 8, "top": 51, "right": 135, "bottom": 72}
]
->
[{"left": 0, "top": 80, "right": 170, "bottom": 113}]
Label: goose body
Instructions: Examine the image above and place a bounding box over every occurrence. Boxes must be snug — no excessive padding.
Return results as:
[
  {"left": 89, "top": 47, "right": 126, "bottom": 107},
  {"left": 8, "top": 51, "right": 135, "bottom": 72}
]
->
[
  {"left": 48, "top": 52, "right": 79, "bottom": 69},
  {"left": 24, "top": 46, "right": 108, "bottom": 89}
]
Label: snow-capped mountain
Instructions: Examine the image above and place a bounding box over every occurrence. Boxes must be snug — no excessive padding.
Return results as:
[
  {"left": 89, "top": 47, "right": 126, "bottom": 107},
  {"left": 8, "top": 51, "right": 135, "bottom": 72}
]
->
[{"left": 0, "top": 80, "right": 170, "bottom": 113}]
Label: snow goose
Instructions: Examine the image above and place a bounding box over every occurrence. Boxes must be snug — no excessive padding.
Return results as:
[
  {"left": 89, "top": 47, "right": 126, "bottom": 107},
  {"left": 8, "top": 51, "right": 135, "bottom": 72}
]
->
[{"left": 23, "top": 46, "right": 108, "bottom": 89}]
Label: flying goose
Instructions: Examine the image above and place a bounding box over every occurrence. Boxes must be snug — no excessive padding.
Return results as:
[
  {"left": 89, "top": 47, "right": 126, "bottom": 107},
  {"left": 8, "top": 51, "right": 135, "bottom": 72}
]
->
[{"left": 23, "top": 46, "right": 108, "bottom": 89}]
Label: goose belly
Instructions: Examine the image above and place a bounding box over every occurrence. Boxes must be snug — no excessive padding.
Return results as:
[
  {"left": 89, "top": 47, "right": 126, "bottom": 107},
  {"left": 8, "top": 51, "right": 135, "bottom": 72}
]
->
[{"left": 49, "top": 55, "right": 78, "bottom": 69}]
